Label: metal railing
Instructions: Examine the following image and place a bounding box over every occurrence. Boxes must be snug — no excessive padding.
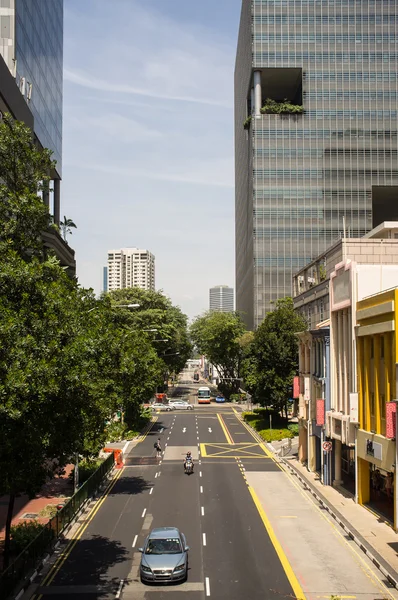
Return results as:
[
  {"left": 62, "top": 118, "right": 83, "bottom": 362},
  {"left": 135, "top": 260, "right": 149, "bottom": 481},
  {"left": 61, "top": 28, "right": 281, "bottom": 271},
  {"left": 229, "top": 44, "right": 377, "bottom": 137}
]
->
[{"left": 0, "top": 452, "right": 115, "bottom": 599}]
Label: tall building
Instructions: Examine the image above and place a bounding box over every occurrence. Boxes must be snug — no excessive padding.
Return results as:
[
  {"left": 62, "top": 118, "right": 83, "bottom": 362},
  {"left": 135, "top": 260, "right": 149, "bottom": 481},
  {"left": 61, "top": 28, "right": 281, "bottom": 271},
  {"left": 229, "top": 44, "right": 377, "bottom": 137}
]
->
[
  {"left": 209, "top": 285, "right": 234, "bottom": 313},
  {"left": 107, "top": 248, "right": 155, "bottom": 292},
  {"left": 235, "top": 0, "right": 398, "bottom": 329},
  {"left": 0, "top": 0, "right": 74, "bottom": 273}
]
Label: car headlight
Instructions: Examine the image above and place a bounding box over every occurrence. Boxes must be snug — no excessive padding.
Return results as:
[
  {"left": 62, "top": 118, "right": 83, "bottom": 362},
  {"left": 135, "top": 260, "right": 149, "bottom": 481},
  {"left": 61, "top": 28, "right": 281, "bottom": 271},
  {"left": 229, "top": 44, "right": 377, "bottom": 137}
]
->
[
  {"left": 174, "top": 563, "right": 186, "bottom": 572},
  {"left": 141, "top": 565, "right": 152, "bottom": 573}
]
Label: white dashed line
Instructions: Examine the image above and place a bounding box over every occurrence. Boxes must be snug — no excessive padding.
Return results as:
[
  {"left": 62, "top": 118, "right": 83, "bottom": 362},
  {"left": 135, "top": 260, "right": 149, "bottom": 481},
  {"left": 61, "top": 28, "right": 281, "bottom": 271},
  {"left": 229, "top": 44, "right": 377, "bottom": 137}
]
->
[
  {"left": 202, "top": 533, "right": 207, "bottom": 546},
  {"left": 142, "top": 508, "right": 147, "bottom": 518},
  {"left": 200, "top": 486, "right": 203, "bottom": 493},
  {"left": 116, "top": 579, "right": 124, "bottom": 599},
  {"left": 200, "top": 471, "right": 202, "bottom": 477},
  {"left": 155, "top": 473, "right": 158, "bottom": 478},
  {"left": 205, "top": 577, "right": 211, "bottom": 596},
  {"left": 201, "top": 506, "right": 204, "bottom": 516},
  {"left": 149, "top": 487, "right": 153, "bottom": 495},
  {"left": 132, "top": 535, "right": 138, "bottom": 547}
]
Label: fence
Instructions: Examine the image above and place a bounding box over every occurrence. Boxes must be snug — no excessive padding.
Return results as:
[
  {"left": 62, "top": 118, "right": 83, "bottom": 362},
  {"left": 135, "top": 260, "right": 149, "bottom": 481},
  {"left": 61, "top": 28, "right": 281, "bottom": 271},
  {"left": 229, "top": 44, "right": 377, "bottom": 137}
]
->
[{"left": 0, "top": 451, "right": 115, "bottom": 599}]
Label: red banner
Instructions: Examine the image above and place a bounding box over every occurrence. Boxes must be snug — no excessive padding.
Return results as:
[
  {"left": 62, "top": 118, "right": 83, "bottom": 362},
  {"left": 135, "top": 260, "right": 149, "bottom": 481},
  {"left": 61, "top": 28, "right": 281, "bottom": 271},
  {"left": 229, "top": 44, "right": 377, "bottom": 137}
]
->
[
  {"left": 386, "top": 402, "right": 396, "bottom": 439},
  {"left": 293, "top": 376, "right": 300, "bottom": 399},
  {"left": 316, "top": 399, "right": 325, "bottom": 426}
]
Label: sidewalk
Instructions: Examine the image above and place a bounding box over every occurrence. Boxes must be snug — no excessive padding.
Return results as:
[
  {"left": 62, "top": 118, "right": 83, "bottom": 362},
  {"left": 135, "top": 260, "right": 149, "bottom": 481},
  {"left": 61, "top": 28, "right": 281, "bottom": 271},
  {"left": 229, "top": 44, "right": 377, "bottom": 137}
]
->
[{"left": 274, "top": 448, "right": 398, "bottom": 586}]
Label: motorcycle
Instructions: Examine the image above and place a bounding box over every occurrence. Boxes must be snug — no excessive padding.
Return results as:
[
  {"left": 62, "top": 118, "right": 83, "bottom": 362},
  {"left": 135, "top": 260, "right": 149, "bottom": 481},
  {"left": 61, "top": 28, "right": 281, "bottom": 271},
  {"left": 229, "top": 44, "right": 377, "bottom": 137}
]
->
[{"left": 184, "top": 459, "right": 193, "bottom": 475}]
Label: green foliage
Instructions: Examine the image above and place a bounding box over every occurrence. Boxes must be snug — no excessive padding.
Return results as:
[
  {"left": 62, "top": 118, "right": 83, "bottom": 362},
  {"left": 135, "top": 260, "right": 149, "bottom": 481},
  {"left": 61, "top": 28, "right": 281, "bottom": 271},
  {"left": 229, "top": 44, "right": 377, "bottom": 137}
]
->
[
  {"left": 0, "top": 113, "right": 54, "bottom": 259},
  {"left": 243, "top": 115, "right": 252, "bottom": 129},
  {"left": 230, "top": 393, "right": 244, "bottom": 403},
  {"left": 10, "top": 521, "right": 48, "bottom": 556},
  {"left": 60, "top": 216, "right": 77, "bottom": 241},
  {"left": 190, "top": 311, "right": 247, "bottom": 393},
  {"left": 242, "top": 297, "right": 307, "bottom": 411},
  {"left": 70, "top": 459, "right": 105, "bottom": 485},
  {"left": 319, "top": 264, "right": 327, "bottom": 281},
  {"left": 288, "top": 423, "right": 299, "bottom": 436},
  {"left": 38, "top": 504, "right": 59, "bottom": 518},
  {"left": 105, "top": 422, "right": 129, "bottom": 443},
  {"left": 258, "top": 429, "right": 294, "bottom": 442},
  {"left": 260, "top": 98, "right": 304, "bottom": 116}
]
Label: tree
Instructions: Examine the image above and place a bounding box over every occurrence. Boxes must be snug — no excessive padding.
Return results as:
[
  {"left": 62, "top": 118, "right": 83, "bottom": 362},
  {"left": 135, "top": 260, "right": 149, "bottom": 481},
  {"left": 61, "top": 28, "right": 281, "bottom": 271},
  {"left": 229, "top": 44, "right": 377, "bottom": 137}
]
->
[
  {"left": 0, "top": 113, "right": 53, "bottom": 259},
  {"left": 243, "top": 297, "right": 307, "bottom": 411},
  {"left": 189, "top": 311, "right": 246, "bottom": 395},
  {"left": 60, "top": 216, "right": 77, "bottom": 241},
  {"left": 106, "top": 288, "right": 192, "bottom": 383}
]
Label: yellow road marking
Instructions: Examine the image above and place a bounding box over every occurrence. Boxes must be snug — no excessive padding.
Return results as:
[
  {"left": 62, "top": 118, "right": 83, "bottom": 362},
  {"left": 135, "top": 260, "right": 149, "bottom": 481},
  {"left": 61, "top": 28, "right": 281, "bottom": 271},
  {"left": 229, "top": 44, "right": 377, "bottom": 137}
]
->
[
  {"left": 33, "top": 467, "right": 125, "bottom": 599},
  {"left": 248, "top": 485, "right": 306, "bottom": 600},
  {"left": 217, "top": 413, "right": 234, "bottom": 444},
  {"left": 200, "top": 443, "right": 208, "bottom": 457}
]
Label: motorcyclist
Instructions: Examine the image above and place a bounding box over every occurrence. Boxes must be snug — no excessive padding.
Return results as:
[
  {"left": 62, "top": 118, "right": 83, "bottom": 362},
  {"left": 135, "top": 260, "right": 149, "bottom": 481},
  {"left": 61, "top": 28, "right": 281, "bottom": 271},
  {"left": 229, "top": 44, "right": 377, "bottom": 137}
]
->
[{"left": 184, "top": 450, "right": 194, "bottom": 472}]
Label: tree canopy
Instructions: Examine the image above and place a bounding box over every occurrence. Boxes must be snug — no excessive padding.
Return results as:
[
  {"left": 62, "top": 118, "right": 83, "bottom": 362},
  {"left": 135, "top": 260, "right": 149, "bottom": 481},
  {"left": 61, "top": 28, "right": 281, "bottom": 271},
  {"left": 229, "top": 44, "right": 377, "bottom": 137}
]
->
[
  {"left": 242, "top": 297, "right": 307, "bottom": 410},
  {"left": 189, "top": 311, "right": 247, "bottom": 394}
]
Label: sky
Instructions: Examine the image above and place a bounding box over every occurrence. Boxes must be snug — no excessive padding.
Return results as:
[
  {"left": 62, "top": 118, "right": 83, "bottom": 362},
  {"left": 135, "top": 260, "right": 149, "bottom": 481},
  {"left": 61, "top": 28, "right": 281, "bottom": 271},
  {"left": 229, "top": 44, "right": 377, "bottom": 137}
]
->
[{"left": 62, "top": 0, "right": 242, "bottom": 321}]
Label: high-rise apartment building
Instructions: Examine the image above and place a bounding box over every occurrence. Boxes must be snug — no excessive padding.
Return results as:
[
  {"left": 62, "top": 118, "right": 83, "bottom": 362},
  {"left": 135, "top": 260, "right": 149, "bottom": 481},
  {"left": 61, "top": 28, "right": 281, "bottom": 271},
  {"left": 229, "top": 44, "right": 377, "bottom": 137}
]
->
[
  {"left": 0, "top": 0, "right": 75, "bottom": 274},
  {"left": 235, "top": 0, "right": 398, "bottom": 329},
  {"left": 107, "top": 248, "right": 155, "bottom": 292},
  {"left": 209, "top": 285, "right": 234, "bottom": 313}
]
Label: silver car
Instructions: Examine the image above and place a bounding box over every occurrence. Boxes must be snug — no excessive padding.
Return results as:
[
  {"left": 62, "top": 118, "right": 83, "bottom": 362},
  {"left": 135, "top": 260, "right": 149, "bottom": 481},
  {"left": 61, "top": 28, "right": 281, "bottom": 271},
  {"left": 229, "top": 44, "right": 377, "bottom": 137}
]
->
[
  {"left": 168, "top": 401, "right": 194, "bottom": 411},
  {"left": 139, "top": 527, "right": 189, "bottom": 583},
  {"left": 151, "top": 403, "right": 171, "bottom": 412}
]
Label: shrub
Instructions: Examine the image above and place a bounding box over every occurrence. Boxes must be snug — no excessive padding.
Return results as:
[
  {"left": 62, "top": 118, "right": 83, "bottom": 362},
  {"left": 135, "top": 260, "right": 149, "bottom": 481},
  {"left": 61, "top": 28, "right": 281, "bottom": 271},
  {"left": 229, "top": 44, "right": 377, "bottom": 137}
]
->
[
  {"left": 69, "top": 458, "right": 105, "bottom": 486},
  {"left": 124, "top": 429, "right": 140, "bottom": 440},
  {"left": 243, "top": 115, "right": 252, "bottom": 129},
  {"left": 10, "top": 521, "right": 50, "bottom": 555},
  {"left": 105, "top": 422, "right": 126, "bottom": 442},
  {"left": 288, "top": 423, "right": 299, "bottom": 436},
  {"left": 258, "top": 428, "right": 294, "bottom": 442}
]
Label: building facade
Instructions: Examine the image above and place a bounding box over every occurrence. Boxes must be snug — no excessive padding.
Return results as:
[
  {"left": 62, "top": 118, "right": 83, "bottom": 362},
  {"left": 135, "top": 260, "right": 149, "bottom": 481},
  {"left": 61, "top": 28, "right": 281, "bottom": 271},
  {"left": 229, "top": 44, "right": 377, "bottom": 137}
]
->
[
  {"left": 0, "top": 0, "right": 74, "bottom": 273},
  {"left": 107, "top": 248, "right": 155, "bottom": 292},
  {"left": 294, "top": 223, "right": 398, "bottom": 506},
  {"left": 235, "top": 0, "right": 398, "bottom": 329},
  {"left": 357, "top": 288, "right": 398, "bottom": 529},
  {"left": 209, "top": 285, "right": 234, "bottom": 313}
]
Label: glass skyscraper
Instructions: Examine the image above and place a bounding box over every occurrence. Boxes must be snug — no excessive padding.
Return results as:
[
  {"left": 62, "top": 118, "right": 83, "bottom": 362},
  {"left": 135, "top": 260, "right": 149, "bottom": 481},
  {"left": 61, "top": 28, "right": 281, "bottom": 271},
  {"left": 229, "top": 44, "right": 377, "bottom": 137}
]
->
[{"left": 235, "top": 0, "right": 398, "bottom": 329}]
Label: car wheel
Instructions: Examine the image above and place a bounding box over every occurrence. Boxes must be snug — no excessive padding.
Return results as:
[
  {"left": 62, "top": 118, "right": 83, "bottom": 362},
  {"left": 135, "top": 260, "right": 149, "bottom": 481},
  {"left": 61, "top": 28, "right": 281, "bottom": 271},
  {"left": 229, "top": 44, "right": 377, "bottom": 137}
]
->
[
  {"left": 188, "top": 406, "right": 194, "bottom": 410},
  {"left": 167, "top": 407, "right": 171, "bottom": 411}
]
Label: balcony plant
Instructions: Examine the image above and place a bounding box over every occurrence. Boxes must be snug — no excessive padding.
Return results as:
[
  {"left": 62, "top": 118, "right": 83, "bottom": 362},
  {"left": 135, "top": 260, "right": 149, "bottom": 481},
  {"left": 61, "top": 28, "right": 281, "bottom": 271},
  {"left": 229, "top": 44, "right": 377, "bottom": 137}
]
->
[
  {"left": 243, "top": 115, "right": 252, "bottom": 130},
  {"left": 260, "top": 98, "right": 303, "bottom": 116}
]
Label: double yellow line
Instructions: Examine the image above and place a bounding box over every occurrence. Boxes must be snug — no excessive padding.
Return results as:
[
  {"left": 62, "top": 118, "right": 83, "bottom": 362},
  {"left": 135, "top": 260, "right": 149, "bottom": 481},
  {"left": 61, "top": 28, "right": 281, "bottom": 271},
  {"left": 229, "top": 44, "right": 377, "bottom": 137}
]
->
[{"left": 217, "top": 413, "right": 234, "bottom": 444}]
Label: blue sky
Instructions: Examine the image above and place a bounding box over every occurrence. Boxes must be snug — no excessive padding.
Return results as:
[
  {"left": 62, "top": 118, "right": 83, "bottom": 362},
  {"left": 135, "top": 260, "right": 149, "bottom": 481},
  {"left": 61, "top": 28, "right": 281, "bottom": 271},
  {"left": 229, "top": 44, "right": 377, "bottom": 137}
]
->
[{"left": 62, "top": 0, "right": 242, "bottom": 320}]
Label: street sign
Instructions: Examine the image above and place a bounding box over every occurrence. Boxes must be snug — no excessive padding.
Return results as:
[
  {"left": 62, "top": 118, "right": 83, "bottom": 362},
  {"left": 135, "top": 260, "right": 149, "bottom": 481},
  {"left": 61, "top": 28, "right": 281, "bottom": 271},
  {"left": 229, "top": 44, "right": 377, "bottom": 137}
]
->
[{"left": 322, "top": 441, "right": 332, "bottom": 452}]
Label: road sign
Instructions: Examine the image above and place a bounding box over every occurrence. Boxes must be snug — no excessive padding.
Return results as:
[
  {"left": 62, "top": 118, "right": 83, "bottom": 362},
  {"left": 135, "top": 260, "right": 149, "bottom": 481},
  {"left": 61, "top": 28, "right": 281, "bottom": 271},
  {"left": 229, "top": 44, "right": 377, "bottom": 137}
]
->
[{"left": 322, "top": 441, "right": 332, "bottom": 452}]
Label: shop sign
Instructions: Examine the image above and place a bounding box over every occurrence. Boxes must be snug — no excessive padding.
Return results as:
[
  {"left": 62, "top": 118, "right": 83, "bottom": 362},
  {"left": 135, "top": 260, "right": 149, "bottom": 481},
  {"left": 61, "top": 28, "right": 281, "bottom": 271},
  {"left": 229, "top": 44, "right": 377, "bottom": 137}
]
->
[
  {"left": 316, "top": 399, "right": 325, "bottom": 426},
  {"left": 386, "top": 402, "right": 396, "bottom": 439},
  {"left": 366, "top": 439, "right": 382, "bottom": 460}
]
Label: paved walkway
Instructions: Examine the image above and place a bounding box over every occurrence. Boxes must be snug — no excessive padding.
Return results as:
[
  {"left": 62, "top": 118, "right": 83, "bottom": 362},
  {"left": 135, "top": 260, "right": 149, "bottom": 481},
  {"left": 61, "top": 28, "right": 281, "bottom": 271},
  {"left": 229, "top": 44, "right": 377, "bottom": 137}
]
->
[{"left": 269, "top": 444, "right": 398, "bottom": 586}]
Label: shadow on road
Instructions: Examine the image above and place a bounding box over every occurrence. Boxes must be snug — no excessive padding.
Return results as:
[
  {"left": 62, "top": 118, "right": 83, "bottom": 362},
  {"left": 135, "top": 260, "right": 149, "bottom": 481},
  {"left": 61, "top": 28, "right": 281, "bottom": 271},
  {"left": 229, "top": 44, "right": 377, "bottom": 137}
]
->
[
  {"left": 108, "top": 474, "right": 153, "bottom": 496},
  {"left": 52, "top": 535, "right": 128, "bottom": 587}
]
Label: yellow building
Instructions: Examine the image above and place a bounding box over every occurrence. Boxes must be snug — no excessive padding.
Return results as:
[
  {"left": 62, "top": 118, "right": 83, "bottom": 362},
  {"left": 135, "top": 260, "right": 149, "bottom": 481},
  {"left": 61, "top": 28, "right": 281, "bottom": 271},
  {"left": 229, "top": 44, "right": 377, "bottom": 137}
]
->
[{"left": 356, "top": 288, "right": 397, "bottom": 529}]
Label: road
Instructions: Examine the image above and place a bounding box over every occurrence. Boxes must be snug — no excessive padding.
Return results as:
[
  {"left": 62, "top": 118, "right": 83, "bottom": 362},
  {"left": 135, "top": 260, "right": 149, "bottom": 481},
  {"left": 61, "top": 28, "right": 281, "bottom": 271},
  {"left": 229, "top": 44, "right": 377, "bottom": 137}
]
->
[{"left": 29, "top": 385, "right": 398, "bottom": 600}]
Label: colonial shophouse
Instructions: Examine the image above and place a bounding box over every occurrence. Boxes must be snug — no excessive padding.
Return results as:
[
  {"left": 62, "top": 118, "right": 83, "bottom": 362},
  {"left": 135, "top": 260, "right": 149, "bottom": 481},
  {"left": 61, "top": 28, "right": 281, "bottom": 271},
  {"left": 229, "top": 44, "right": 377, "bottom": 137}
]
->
[{"left": 294, "top": 223, "right": 398, "bottom": 503}]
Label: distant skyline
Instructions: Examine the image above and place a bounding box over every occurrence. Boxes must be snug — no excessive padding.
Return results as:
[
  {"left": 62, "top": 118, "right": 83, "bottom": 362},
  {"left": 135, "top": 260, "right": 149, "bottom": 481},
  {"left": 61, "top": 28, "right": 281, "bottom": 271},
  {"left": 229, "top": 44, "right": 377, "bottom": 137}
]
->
[{"left": 62, "top": 0, "right": 242, "bottom": 319}]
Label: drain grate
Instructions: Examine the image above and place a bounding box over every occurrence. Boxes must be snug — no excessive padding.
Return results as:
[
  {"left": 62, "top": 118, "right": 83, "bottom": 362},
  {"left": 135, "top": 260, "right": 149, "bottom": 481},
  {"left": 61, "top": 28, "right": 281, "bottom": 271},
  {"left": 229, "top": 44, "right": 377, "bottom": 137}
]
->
[
  {"left": 20, "top": 513, "right": 38, "bottom": 519},
  {"left": 125, "top": 456, "right": 158, "bottom": 466}
]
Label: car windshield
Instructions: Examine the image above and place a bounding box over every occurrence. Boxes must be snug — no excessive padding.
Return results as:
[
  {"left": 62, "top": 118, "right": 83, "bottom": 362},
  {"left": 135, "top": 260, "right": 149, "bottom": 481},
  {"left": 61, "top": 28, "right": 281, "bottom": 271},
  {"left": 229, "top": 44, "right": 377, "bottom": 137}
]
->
[{"left": 145, "top": 538, "right": 182, "bottom": 555}]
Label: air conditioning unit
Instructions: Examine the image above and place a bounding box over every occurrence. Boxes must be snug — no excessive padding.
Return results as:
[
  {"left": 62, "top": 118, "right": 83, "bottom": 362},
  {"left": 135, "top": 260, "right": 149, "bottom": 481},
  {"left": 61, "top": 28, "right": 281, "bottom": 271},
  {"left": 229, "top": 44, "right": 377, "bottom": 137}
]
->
[
  {"left": 308, "top": 276, "right": 316, "bottom": 284},
  {"left": 27, "top": 82, "right": 32, "bottom": 100},
  {"left": 19, "top": 77, "right": 26, "bottom": 96}
]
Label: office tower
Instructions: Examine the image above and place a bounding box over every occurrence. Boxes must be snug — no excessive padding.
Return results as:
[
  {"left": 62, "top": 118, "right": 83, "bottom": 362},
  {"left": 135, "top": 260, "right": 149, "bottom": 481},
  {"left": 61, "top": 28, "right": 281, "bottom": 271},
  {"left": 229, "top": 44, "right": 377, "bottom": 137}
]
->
[
  {"left": 0, "top": 0, "right": 74, "bottom": 273},
  {"left": 209, "top": 285, "right": 234, "bottom": 313},
  {"left": 107, "top": 248, "right": 155, "bottom": 292},
  {"left": 235, "top": 0, "right": 398, "bottom": 329}
]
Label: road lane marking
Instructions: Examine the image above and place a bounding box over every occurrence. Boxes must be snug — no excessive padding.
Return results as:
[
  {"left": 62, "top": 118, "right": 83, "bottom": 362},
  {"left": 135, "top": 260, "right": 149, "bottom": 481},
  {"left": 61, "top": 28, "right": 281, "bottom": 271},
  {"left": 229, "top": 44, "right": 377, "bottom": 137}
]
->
[
  {"left": 248, "top": 485, "right": 306, "bottom": 600},
  {"left": 116, "top": 579, "right": 124, "bottom": 599},
  {"left": 205, "top": 577, "right": 211, "bottom": 596},
  {"left": 200, "top": 486, "right": 203, "bottom": 493},
  {"left": 141, "top": 508, "right": 147, "bottom": 518},
  {"left": 201, "top": 506, "right": 204, "bottom": 516},
  {"left": 217, "top": 413, "right": 234, "bottom": 444},
  {"left": 200, "top": 471, "right": 202, "bottom": 477},
  {"left": 202, "top": 533, "right": 207, "bottom": 546},
  {"left": 149, "top": 487, "right": 153, "bottom": 495},
  {"left": 132, "top": 535, "right": 138, "bottom": 547},
  {"left": 36, "top": 467, "right": 124, "bottom": 594}
]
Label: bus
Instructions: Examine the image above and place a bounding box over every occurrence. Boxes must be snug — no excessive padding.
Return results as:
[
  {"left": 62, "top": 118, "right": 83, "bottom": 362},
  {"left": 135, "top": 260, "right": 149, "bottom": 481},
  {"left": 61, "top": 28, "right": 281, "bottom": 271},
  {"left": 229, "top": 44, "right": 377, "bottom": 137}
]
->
[{"left": 197, "top": 386, "right": 211, "bottom": 404}]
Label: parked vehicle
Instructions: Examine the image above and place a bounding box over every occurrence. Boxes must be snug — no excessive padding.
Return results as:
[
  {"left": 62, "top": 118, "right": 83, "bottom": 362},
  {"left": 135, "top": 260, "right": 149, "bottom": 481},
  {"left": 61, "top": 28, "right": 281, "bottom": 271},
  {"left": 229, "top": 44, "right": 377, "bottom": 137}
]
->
[
  {"left": 139, "top": 527, "right": 189, "bottom": 583},
  {"left": 151, "top": 403, "right": 171, "bottom": 412}
]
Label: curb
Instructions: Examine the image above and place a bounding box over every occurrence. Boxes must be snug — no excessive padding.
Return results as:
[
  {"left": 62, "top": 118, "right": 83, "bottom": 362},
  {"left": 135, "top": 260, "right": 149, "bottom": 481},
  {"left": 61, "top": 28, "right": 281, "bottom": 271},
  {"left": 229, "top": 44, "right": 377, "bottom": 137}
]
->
[
  {"left": 279, "top": 456, "right": 398, "bottom": 590},
  {"left": 238, "top": 415, "right": 398, "bottom": 590},
  {"left": 10, "top": 467, "right": 116, "bottom": 600}
]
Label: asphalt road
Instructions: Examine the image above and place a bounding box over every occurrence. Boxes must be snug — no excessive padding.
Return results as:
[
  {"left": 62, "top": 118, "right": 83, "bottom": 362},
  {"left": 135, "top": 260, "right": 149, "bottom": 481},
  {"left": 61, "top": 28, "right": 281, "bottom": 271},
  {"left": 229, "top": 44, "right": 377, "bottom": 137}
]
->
[
  {"left": 31, "top": 405, "right": 295, "bottom": 600},
  {"left": 30, "top": 395, "right": 398, "bottom": 600}
]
